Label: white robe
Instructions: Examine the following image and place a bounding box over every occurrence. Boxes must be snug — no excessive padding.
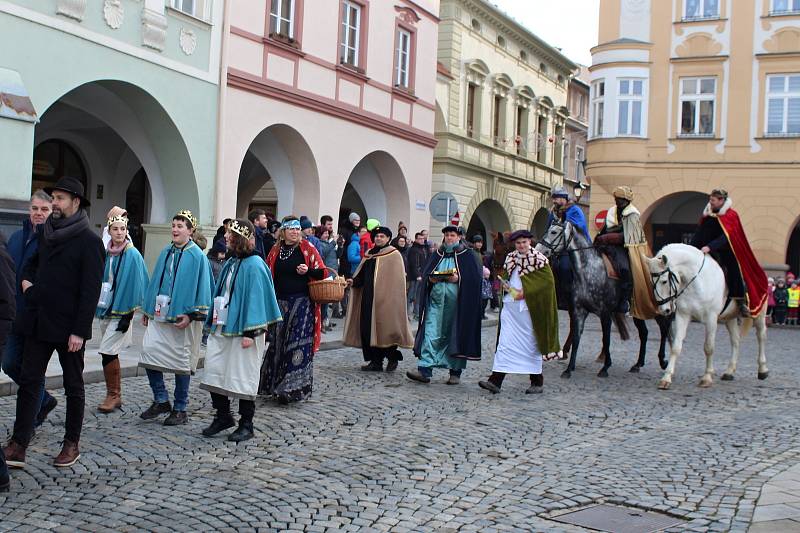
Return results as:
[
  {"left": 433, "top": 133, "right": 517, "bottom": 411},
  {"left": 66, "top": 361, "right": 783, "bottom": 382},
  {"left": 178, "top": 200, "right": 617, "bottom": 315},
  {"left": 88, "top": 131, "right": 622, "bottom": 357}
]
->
[
  {"left": 139, "top": 320, "right": 202, "bottom": 375},
  {"left": 97, "top": 318, "right": 133, "bottom": 355},
  {"left": 492, "top": 269, "right": 542, "bottom": 374}
]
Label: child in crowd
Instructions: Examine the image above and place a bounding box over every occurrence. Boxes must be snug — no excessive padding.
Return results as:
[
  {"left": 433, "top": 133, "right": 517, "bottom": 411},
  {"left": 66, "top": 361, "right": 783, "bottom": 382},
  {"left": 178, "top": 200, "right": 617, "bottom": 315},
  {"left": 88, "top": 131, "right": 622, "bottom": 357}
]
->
[
  {"left": 773, "top": 278, "right": 789, "bottom": 325},
  {"left": 788, "top": 281, "right": 800, "bottom": 326},
  {"left": 481, "top": 266, "right": 492, "bottom": 320}
]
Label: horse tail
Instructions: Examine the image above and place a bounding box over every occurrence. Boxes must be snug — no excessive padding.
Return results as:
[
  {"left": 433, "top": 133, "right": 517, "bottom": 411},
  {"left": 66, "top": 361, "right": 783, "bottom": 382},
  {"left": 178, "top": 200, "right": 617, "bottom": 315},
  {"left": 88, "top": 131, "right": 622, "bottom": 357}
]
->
[{"left": 613, "top": 313, "right": 631, "bottom": 341}]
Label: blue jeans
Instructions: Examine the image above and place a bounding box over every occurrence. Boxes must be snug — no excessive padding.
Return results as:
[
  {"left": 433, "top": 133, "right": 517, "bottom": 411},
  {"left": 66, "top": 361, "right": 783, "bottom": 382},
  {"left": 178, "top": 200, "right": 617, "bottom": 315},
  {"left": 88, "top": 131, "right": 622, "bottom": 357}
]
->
[
  {"left": 418, "top": 366, "right": 462, "bottom": 378},
  {"left": 146, "top": 369, "right": 190, "bottom": 412},
  {"left": 2, "top": 332, "right": 53, "bottom": 417},
  {"left": 407, "top": 280, "right": 421, "bottom": 317}
]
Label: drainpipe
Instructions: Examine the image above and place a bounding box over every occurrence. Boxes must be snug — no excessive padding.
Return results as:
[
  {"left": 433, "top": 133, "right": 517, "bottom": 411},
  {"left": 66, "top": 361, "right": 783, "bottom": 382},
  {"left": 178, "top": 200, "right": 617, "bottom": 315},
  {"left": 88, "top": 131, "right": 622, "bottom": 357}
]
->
[{"left": 213, "top": 0, "right": 232, "bottom": 225}]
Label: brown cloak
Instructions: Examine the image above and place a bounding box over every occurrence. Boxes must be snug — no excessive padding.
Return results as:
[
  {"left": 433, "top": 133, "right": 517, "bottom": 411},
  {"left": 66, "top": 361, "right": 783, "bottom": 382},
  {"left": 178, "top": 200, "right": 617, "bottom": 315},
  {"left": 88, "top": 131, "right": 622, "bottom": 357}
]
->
[{"left": 343, "top": 246, "right": 414, "bottom": 348}]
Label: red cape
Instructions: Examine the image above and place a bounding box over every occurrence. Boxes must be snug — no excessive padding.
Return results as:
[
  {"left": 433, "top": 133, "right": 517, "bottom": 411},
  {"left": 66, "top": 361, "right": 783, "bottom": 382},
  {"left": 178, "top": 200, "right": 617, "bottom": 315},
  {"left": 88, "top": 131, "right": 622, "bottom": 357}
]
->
[
  {"left": 707, "top": 208, "right": 768, "bottom": 315},
  {"left": 267, "top": 239, "right": 331, "bottom": 353}
]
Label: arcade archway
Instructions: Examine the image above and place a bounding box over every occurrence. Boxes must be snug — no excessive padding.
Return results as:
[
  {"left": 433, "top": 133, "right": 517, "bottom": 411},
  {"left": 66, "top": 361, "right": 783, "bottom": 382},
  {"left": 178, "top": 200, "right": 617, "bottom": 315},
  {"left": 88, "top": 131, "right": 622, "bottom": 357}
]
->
[
  {"left": 787, "top": 218, "right": 800, "bottom": 277},
  {"left": 466, "top": 199, "right": 512, "bottom": 251},
  {"left": 531, "top": 207, "right": 550, "bottom": 239},
  {"left": 339, "top": 151, "right": 410, "bottom": 229},
  {"left": 643, "top": 191, "right": 707, "bottom": 253}
]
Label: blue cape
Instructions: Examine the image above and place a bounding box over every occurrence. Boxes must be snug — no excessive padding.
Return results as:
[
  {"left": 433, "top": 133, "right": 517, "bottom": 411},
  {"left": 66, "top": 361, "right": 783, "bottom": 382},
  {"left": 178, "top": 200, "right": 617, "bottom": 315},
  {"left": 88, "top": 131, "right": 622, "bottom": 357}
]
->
[
  {"left": 206, "top": 255, "right": 282, "bottom": 336},
  {"left": 143, "top": 241, "right": 213, "bottom": 321},
  {"left": 547, "top": 204, "right": 592, "bottom": 242},
  {"left": 95, "top": 243, "right": 149, "bottom": 318}
]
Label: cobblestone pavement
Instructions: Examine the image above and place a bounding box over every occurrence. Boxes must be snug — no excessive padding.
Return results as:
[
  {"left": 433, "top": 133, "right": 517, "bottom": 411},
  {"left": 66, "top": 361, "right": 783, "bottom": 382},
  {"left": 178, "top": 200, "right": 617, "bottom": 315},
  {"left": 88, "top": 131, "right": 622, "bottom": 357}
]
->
[{"left": 1, "top": 314, "right": 798, "bottom": 532}]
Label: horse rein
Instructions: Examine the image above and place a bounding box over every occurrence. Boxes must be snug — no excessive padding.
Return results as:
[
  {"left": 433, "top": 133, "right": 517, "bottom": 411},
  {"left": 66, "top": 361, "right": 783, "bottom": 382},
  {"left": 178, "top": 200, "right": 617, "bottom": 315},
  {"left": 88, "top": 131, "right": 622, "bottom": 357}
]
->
[
  {"left": 651, "top": 254, "right": 707, "bottom": 311},
  {"left": 539, "top": 222, "right": 602, "bottom": 257}
]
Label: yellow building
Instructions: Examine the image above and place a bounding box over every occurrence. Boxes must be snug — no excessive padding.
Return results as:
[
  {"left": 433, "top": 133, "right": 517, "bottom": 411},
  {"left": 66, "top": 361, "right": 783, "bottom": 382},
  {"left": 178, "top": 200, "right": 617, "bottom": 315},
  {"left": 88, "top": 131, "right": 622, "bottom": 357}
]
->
[{"left": 588, "top": 0, "right": 800, "bottom": 276}]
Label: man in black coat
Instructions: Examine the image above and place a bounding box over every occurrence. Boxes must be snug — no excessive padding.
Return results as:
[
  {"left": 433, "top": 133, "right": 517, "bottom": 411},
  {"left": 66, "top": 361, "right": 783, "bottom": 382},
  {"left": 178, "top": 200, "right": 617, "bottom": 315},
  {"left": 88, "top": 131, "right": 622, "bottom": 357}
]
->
[
  {"left": 406, "top": 232, "right": 428, "bottom": 320},
  {"left": 2, "top": 177, "right": 104, "bottom": 470},
  {"left": 0, "top": 231, "right": 16, "bottom": 491}
]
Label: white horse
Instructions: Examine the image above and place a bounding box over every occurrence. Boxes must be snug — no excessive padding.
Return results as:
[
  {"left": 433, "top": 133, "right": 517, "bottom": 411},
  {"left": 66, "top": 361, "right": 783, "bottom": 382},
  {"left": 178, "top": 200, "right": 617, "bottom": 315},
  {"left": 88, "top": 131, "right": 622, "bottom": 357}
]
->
[{"left": 645, "top": 243, "right": 768, "bottom": 390}]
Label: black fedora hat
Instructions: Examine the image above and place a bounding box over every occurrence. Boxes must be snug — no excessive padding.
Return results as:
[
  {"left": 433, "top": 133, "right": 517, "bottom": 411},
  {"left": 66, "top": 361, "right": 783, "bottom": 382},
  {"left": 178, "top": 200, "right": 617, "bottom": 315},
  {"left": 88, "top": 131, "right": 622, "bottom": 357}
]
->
[
  {"left": 45, "top": 176, "right": 90, "bottom": 207},
  {"left": 509, "top": 229, "right": 534, "bottom": 242}
]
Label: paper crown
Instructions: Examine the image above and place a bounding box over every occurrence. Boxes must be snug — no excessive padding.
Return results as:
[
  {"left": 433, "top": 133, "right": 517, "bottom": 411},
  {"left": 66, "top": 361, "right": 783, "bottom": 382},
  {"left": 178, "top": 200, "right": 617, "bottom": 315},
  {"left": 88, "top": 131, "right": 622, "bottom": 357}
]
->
[
  {"left": 107, "top": 215, "right": 129, "bottom": 228},
  {"left": 229, "top": 219, "right": 253, "bottom": 240},
  {"left": 175, "top": 209, "right": 198, "bottom": 228}
]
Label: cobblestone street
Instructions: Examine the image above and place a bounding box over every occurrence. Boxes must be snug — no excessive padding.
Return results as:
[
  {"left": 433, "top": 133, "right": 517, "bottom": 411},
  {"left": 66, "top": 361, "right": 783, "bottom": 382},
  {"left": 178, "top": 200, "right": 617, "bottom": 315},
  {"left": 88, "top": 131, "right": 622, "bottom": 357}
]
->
[{"left": 1, "top": 315, "right": 799, "bottom": 532}]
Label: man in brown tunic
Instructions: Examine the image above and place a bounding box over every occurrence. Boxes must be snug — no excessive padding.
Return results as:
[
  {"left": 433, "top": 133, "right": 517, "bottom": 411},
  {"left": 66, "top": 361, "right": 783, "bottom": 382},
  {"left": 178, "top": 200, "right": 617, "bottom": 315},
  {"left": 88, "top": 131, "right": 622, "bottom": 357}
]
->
[{"left": 344, "top": 226, "right": 414, "bottom": 372}]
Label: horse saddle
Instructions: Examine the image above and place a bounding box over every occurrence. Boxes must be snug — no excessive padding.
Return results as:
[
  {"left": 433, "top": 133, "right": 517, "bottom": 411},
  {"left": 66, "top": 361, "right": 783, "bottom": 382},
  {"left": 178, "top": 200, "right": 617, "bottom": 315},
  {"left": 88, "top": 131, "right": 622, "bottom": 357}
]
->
[{"left": 600, "top": 253, "right": 620, "bottom": 280}]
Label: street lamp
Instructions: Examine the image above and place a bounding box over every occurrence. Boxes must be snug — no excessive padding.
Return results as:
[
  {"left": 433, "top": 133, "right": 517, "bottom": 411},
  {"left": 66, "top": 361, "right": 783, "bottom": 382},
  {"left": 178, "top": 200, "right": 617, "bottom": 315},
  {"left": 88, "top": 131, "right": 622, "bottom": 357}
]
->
[{"left": 573, "top": 182, "right": 586, "bottom": 200}]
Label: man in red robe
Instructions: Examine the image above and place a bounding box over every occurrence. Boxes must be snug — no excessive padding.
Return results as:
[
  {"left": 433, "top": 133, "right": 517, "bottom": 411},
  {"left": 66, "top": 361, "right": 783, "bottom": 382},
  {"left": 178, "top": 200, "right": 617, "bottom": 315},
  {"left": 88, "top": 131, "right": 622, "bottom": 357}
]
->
[{"left": 690, "top": 189, "right": 768, "bottom": 316}]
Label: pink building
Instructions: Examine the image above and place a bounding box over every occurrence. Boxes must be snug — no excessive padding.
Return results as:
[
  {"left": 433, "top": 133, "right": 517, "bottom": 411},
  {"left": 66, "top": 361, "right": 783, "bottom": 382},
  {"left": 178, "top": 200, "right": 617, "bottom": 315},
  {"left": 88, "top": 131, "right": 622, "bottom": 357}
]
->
[{"left": 218, "top": 0, "right": 440, "bottom": 232}]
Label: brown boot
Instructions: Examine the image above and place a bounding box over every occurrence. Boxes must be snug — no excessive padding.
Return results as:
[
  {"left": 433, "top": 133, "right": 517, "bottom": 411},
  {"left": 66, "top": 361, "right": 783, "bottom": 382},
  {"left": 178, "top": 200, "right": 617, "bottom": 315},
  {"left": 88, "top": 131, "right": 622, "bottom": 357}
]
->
[
  {"left": 98, "top": 359, "right": 122, "bottom": 413},
  {"left": 53, "top": 440, "right": 80, "bottom": 467},
  {"left": 3, "top": 440, "right": 27, "bottom": 469}
]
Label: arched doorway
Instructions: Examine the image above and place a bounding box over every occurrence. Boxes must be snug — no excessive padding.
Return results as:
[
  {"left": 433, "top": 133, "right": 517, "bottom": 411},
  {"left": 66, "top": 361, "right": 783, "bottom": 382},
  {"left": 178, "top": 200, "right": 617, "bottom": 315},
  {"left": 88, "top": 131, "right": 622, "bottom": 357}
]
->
[
  {"left": 236, "top": 124, "right": 319, "bottom": 220},
  {"left": 643, "top": 191, "right": 707, "bottom": 253},
  {"left": 787, "top": 219, "right": 800, "bottom": 277},
  {"left": 33, "top": 80, "right": 197, "bottom": 256},
  {"left": 466, "top": 199, "right": 512, "bottom": 251},
  {"left": 531, "top": 207, "right": 549, "bottom": 239},
  {"left": 339, "top": 151, "right": 410, "bottom": 230}
]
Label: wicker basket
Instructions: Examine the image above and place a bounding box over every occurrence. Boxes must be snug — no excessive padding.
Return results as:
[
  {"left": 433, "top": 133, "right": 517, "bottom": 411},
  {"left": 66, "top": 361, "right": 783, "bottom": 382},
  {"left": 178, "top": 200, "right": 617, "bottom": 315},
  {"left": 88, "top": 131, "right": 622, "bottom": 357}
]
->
[{"left": 308, "top": 277, "right": 347, "bottom": 304}]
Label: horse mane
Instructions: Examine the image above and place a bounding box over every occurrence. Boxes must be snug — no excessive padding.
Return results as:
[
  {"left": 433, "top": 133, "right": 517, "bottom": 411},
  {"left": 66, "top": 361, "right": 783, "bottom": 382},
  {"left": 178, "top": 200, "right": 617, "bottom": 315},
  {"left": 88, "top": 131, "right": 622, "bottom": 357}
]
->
[{"left": 656, "top": 243, "right": 704, "bottom": 276}]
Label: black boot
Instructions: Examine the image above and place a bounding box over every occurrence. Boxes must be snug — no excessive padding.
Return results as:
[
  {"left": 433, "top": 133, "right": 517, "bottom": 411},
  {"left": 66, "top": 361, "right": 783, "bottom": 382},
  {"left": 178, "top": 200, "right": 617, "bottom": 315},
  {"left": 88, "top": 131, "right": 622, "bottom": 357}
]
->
[
  {"left": 361, "top": 361, "right": 383, "bottom": 372},
  {"left": 140, "top": 401, "right": 172, "bottom": 420},
  {"left": 202, "top": 411, "right": 236, "bottom": 437},
  {"left": 228, "top": 420, "right": 254, "bottom": 442},
  {"left": 525, "top": 374, "right": 544, "bottom": 394}
]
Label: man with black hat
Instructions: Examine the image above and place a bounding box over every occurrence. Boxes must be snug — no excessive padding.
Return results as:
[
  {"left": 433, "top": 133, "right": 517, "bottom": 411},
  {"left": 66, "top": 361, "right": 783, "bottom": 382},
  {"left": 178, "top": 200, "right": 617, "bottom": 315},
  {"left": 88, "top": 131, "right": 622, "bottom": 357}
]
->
[
  {"left": 3, "top": 176, "right": 104, "bottom": 469},
  {"left": 343, "top": 227, "right": 414, "bottom": 371},
  {"left": 407, "top": 225, "right": 482, "bottom": 385}
]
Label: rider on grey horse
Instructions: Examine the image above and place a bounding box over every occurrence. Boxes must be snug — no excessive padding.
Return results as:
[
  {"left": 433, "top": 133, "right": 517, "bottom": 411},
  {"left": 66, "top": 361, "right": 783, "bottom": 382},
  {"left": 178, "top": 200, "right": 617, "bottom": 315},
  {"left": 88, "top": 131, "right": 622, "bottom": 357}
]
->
[{"left": 545, "top": 186, "right": 591, "bottom": 310}]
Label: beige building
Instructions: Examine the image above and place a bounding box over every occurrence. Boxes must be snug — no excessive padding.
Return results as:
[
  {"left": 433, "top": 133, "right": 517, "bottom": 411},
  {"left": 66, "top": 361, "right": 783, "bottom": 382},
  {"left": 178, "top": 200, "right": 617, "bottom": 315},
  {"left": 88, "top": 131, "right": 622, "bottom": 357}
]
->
[
  {"left": 588, "top": 0, "right": 800, "bottom": 276},
  {"left": 433, "top": 0, "right": 577, "bottom": 245},
  {"left": 564, "top": 67, "right": 592, "bottom": 220}
]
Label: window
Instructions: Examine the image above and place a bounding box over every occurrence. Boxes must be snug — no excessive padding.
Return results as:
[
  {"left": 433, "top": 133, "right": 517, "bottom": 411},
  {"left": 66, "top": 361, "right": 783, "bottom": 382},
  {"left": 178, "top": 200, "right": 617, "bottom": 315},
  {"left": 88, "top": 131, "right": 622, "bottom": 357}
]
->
[
  {"left": 493, "top": 94, "right": 506, "bottom": 146},
  {"left": 766, "top": 74, "right": 800, "bottom": 136},
  {"left": 554, "top": 123, "right": 564, "bottom": 169},
  {"left": 171, "top": 0, "right": 210, "bottom": 20},
  {"left": 680, "top": 77, "right": 716, "bottom": 136},
  {"left": 394, "top": 29, "right": 412, "bottom": 88},
  {"left": 340, "top": 1, "right": 362, "bottom": 67},
  {"left": 520, "top": 50, "right": 528, "bottom": 61},
  {"left": 617, "top": 79, "right": 644, "bottom": 136},
  {"left": 515, "top": 104, "right": 529, "bottom": 156},
  {"left": 497, "top": 35, "right": 506, "bottom": 48},
  {"left": 269, "top": 0, "right": 295, "bottom": 39},
  {"left": 772, "top": 0, "right": 800, "bottom": 14},
  {"left": 537, "top": 114, "right": 548, "bottom": 163},
  {"left": 591, "top": 80, "right": 605, "bottom": 137},
  {"left": 471, "top": 18, "right": 481, "bottom": 32},
  {"left": 684, "top": 0, "right": 719, "bottom": 20},
  {"left": 540, "top": 62, "right": 548, "bottom": 74},
  {"left": 575, "top": 146, "right": 585, "bottom": 180},
  {"left": 466, "top": 83, "right": 478, "bottom": 138}
]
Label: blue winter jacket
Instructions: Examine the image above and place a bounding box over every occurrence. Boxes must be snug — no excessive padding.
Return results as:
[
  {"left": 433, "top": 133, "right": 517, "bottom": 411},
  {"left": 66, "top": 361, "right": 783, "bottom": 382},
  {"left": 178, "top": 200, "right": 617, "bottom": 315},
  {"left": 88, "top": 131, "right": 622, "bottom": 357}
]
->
[
  {"left": 6, "top": 219, "right": 40, "bottom": 315},
  {"left": 347, "top": 233, "right": 361, "bottom": 272}
]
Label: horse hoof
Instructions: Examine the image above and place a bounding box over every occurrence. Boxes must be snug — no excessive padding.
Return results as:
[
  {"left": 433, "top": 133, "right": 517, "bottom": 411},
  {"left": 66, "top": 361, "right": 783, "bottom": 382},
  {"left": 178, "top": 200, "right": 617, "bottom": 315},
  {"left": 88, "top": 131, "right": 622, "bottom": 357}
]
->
[
  {"left": 629, "top": 365, "right": 640, "bottom": 374},
  {"left": 698, "top": 378, "right": 713, "bottom": 388},
  {"left": 598, "top": 369, "right": 609, "bottom": 378},
  {"left": 561, "top": 370, "right": 572, "bottom": 379},
  {"left": 721, "top": 374, "right": 734, "bottom": 381},
  {"left": 758, "top": 371, "right": 769, "bottom": 381},
  {"left": 659, "top": 360, "right": 668, "bottom": 370},
  {"left": 657, "top": 380, "right": 671, "bottom": 390}
]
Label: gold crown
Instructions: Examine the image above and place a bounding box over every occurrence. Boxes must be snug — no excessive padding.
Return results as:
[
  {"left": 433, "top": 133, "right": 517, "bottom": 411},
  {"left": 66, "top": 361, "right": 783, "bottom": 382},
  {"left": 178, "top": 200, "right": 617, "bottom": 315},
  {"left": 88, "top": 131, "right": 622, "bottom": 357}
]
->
[
  {"left": 229, "top": 219, "right": 253, "bottom": 240},
  {"left": 175, "top": 210, "right": 198, "bottom": 228},
  {"left": 107, "top": 215, "right": 129, "bottom": 228}
]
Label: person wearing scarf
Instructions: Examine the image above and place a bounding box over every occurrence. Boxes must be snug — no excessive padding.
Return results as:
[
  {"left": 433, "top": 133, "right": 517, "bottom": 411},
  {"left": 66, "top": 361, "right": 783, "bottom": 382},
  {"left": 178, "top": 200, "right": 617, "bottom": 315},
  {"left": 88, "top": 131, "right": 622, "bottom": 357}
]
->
[
  {"left": 200, "top": 219, "right": 282, "bottom": 442},
  {"left": 4, "top": 176, "right": 104, "bottom": 469},
  {"left": 407, "top": 226, "right": 482, "bottom": 385},
  {"left": 139, "top": 210, "right": 213, "bottom": 426},
  {"left": 343, "top": 226, "right": 414, "bottom": 372},
  {"left": 94, "top": 215, "right": 148, "bottom": 413},
  {"left": 260, "top": 216, "right": 331, "bottom": 404},
  {"left": 479, "top": 230, "right": 560, "bottom": 395}
]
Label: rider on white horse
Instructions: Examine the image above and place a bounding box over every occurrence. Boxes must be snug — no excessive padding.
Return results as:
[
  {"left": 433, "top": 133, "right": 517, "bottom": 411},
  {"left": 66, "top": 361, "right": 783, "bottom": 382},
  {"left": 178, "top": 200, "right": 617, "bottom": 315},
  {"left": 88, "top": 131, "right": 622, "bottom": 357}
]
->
[{"left": 689, "top": 189, "right": 768, "bottom": 317}]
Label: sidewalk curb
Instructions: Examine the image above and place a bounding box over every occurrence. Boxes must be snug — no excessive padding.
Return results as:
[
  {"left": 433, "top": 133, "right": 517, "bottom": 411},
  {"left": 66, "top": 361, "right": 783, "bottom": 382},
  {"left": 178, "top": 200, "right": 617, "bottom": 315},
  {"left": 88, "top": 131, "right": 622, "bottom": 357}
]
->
[{"left": 0, "top": 318, "right": 499, "bottom": 396}]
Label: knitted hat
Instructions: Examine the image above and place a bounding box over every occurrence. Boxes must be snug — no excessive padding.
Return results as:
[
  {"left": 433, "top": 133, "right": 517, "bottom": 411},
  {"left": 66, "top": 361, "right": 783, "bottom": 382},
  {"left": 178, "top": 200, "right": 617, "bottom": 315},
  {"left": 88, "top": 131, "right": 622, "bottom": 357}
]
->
[
  {"left": 365, "top": 218, "right": 380, "bottom": 231},
  {"left": 300, "top": 218, "right": 313, "bottom": 230},
  {"left": 349, "top": 212, "right": 361, "bottom": 222}
]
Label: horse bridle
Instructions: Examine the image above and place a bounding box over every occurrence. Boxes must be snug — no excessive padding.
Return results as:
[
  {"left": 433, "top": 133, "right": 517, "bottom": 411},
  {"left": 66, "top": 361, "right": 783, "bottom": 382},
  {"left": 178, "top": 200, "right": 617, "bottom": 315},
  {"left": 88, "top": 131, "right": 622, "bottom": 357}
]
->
[
  {"left": 538, "top": 222, "right": 575, "bottom": 256},
  {"left": 651, "top": 254, "right": 706, "bottom": 312}
]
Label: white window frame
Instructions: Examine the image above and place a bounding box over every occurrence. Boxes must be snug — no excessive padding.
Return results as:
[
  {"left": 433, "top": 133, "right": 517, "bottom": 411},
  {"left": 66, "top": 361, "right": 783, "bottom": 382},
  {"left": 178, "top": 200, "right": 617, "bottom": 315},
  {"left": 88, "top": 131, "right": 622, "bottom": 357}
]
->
[
  {"left": 395, "top": 29, "right": 411, "bottom": 88},
  {"left": 171, "top": 0, "right": 210, "bottom": 21},
  {"left": 269, "top": 0, "right": 295, "bottom": 39},
  {"left": 684, "top": 0, "right": 720, "bottom": 20},
  {"left": 679, "top": 77, "right": 717, "bottom": 137},
  {"left": 771, "top": 0, "right": 800, "bottom": 14},
  {"left": 590, "top": 80, "right": 605, "bottom": 138},
  {"left": 575, "top": 145, "right": 585, "bottom": 180},
  {"left": 340, "top": 1, "right": 362, "bottom": 67},
  {"left": 617, "top": 78, "right": 645, "bottom": 137},
  {"left": 765, "top": 74, "right": 800, "bottom": 136}
]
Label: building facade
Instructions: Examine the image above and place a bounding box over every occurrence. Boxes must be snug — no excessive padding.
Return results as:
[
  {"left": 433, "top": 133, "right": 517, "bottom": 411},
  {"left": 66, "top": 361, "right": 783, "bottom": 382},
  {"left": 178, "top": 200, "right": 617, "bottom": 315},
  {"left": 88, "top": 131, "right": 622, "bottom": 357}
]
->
[
  {"left": 219, "top": 0, "right": 440, "bottom": 234},
  {"left": 433, "top": 0, "right": 577, "bottom": 245},
  {"left": 0, "top": 0, "right": 224, "bottom": 266},
  {"left": 588, "top": 0, "right": 800, "bottom": 276},
  {"left": 564, "top": 68, "right": 591, "bottom": 220}
]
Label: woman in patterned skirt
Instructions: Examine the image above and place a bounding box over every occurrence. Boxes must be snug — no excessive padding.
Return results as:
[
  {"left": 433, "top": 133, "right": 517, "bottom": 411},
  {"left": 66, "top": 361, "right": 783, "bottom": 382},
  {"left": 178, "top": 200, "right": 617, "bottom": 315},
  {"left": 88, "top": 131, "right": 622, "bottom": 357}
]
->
[{"left": 260, "top": 216, "right": 330, "bottom": 404}]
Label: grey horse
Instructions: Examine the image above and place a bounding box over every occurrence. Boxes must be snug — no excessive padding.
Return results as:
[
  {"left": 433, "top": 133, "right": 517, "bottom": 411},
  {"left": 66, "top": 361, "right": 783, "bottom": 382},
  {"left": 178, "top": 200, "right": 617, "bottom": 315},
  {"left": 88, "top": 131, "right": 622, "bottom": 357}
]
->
[{"left": 536, "top": 220, "right": 669, "bottom": 378}]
